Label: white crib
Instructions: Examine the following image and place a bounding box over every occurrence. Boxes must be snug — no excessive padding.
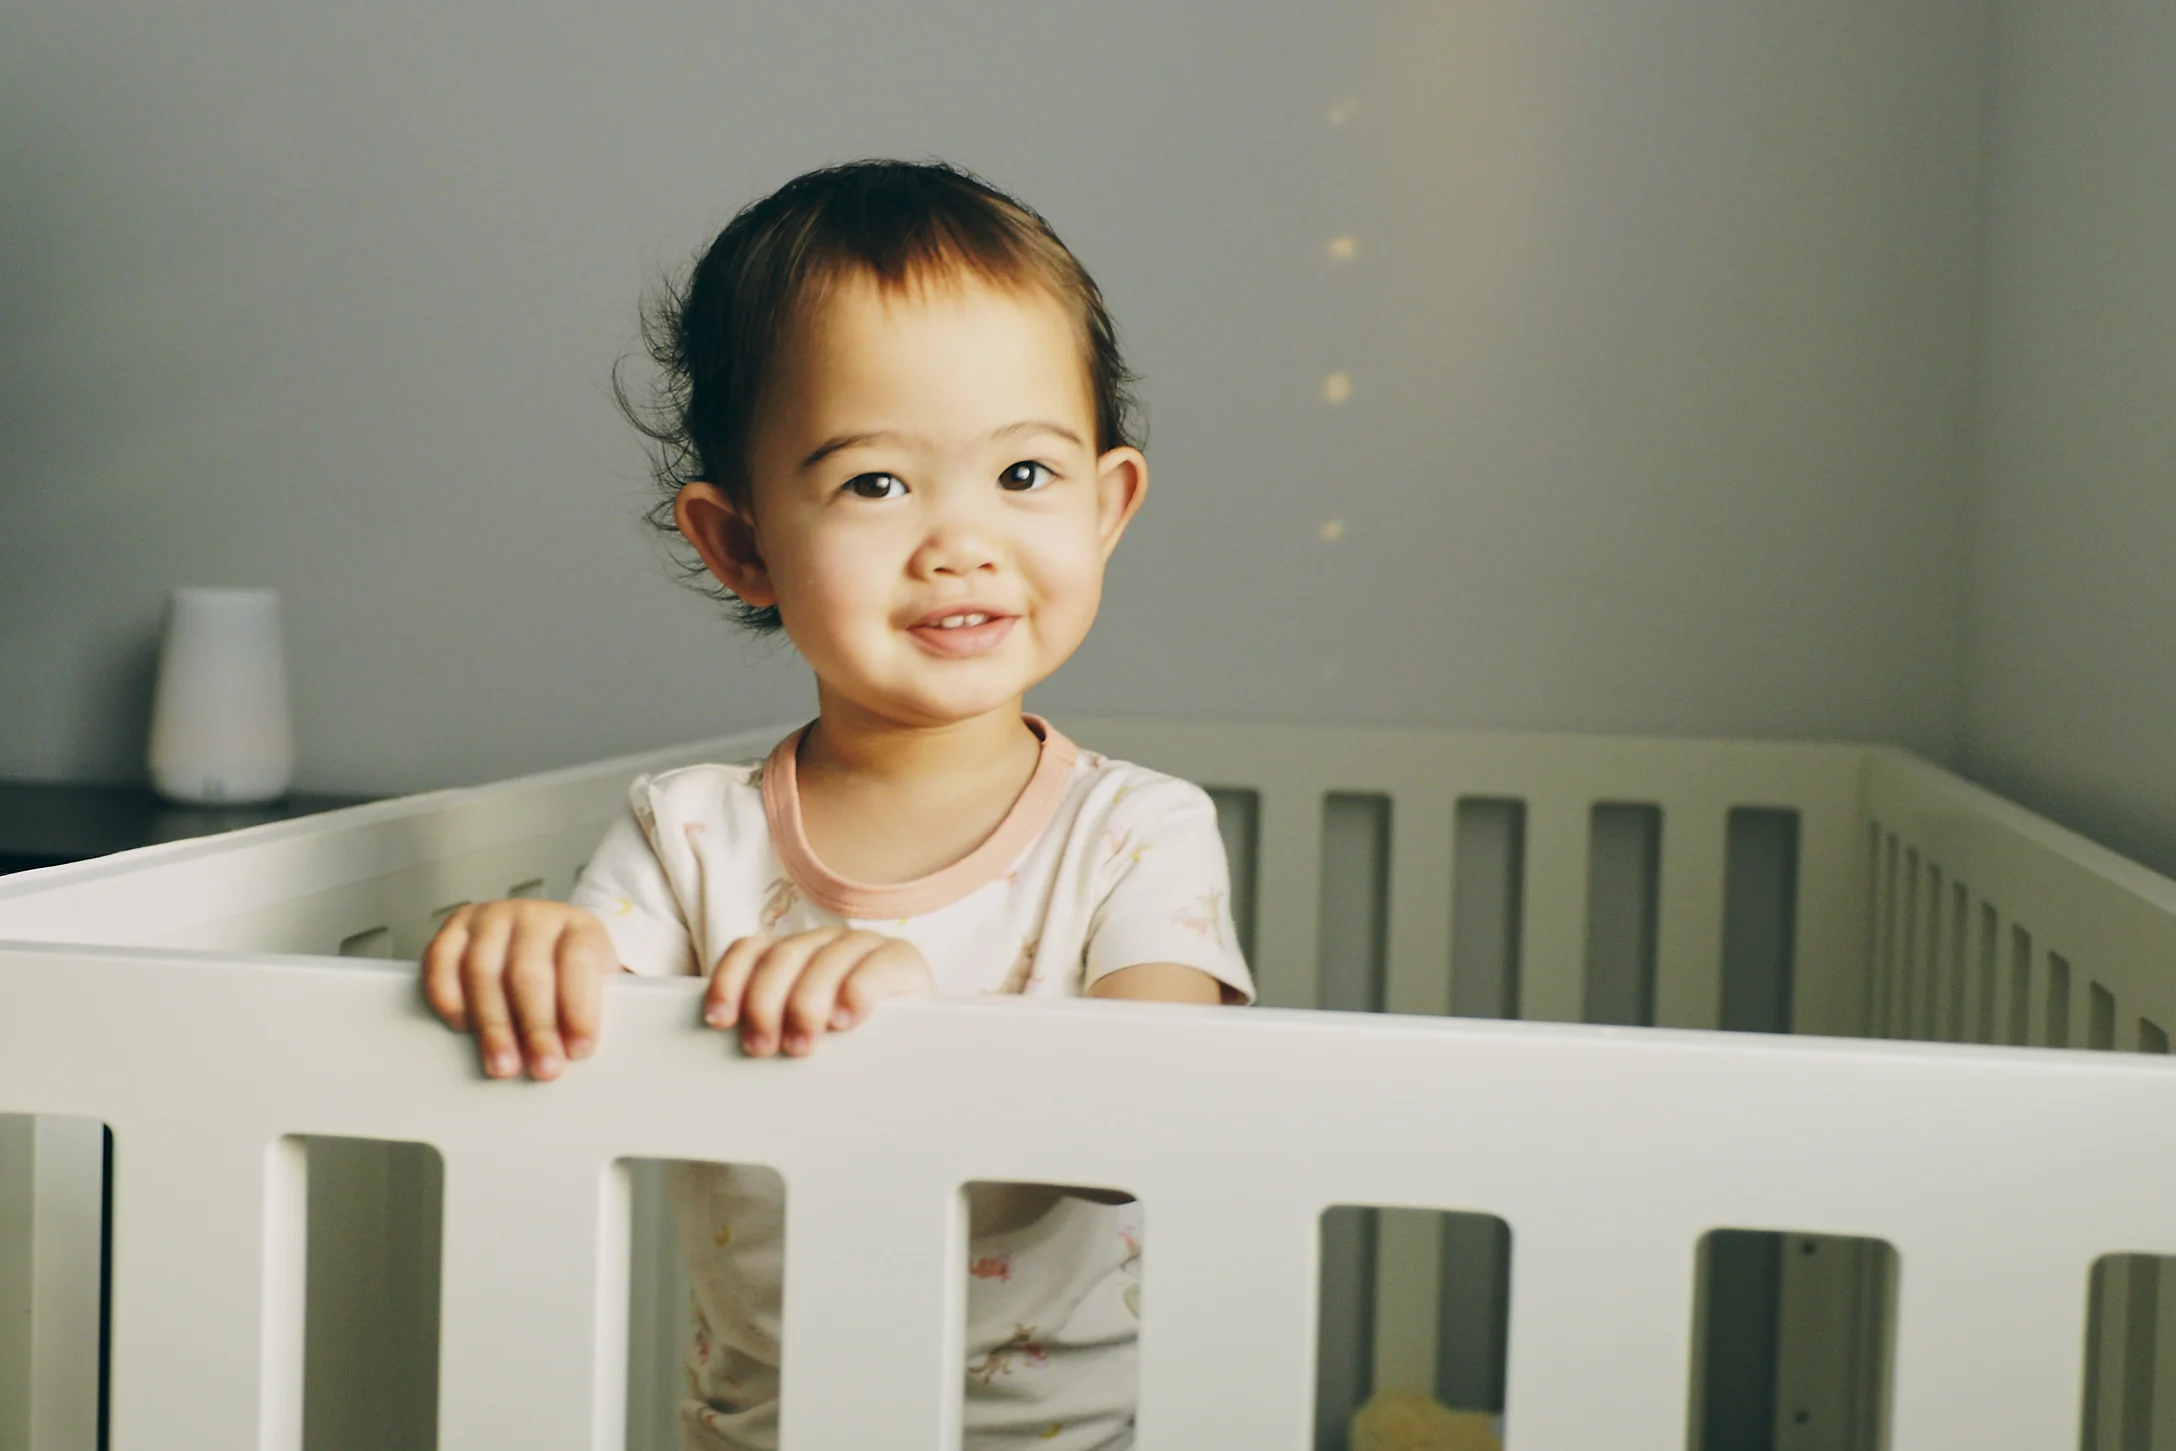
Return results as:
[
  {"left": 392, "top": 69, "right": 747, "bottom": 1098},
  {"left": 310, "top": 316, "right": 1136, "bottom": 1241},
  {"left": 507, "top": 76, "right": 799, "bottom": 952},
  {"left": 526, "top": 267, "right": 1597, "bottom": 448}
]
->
[{"left": 3, "top": 717, "right": 2175, "bottom": 1451}]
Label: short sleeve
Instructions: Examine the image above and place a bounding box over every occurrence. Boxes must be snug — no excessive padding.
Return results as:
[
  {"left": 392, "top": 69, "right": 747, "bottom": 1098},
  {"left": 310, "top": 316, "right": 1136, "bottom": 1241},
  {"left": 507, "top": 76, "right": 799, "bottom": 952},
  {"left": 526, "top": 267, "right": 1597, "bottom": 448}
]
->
[
  {"left": 1081, "top": 776, "right": 1255, "bottom": 1002},
  {"left": 566, "top": 779, "right": 699, "bottom": 978}
]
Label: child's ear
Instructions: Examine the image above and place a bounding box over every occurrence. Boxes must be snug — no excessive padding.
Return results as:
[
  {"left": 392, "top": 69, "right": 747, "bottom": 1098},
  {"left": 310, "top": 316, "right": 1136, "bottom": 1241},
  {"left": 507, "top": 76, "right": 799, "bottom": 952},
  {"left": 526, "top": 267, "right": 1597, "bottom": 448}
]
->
[
  {"left": 1092, "top": 446, "right": 1148, "bottom": 558},
  {"left": 675, "top": 482, "right": 776, "bottom": 608}
]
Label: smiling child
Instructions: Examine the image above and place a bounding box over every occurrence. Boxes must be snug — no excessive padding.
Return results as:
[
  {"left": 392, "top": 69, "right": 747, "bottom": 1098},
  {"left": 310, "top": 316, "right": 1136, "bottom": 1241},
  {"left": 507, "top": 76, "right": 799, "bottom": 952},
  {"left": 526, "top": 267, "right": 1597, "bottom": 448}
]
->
[{"left": 422, "top": 160, "right": 1251, "bottom": 1450}]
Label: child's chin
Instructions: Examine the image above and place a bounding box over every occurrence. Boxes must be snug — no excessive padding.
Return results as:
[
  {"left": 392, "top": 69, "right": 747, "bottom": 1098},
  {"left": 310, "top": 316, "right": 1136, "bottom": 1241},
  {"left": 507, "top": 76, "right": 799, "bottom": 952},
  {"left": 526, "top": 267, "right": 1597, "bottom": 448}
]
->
[{"left": 894, "top": 678, "right": 1035, "bottom": 726}]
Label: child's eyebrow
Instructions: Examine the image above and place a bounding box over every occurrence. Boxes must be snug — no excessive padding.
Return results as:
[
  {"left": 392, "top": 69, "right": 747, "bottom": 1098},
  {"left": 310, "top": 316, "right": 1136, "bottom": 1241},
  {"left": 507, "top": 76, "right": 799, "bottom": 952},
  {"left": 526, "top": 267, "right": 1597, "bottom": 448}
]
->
[
  {"left": 989, "top": 420, "right": 1085, "bottom": 449},
  {"left": 800, "top": 421, "right": 1085, "bottom": 470},
  {"left": 801, "top": 430, "right": 910, "bottom": 469}
]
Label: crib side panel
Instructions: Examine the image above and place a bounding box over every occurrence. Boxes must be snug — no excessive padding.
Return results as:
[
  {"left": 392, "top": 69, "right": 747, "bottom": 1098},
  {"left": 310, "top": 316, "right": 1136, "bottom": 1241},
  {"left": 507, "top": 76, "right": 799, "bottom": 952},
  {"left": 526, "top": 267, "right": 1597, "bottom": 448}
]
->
[
  {"left": 1069, "top": 717, "right": 1868, "bottom": 1035},
  {"left": 0, "top": 722, "right": 1951, "bottom": 1451},
  {"left": 1862, "top": 748, "right": 2176, "bottom": 1048},
  {"left": 9, "top": 950, "right": 2176, "bottom": 1451},
  {"left": 0, "top": 728, "right": 785, "bottom": 952}
]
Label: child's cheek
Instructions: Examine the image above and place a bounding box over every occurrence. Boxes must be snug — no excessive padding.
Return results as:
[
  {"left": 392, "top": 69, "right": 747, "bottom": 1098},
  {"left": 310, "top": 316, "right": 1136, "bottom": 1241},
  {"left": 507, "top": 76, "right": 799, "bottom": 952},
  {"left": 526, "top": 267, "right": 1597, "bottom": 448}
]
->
[
  {"left": 772, "top": 541, "right": 875, "bottom": 659},
  {"left": 1033, "top": 540, "right": 1108, "bottom": 644}
]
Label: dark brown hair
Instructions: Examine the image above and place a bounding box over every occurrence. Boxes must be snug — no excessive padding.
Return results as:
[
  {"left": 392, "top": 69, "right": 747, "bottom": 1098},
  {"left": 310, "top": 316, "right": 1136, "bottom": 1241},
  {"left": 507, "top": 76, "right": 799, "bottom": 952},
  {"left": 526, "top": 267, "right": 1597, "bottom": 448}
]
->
[{"left": 617, "top": 159, "right": 1142, "bottom": 631}]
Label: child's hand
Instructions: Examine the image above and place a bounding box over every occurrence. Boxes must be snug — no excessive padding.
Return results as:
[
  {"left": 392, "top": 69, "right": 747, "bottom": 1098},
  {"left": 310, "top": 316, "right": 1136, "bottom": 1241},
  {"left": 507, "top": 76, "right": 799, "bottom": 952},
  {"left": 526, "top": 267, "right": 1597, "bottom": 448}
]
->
[
  {"left": 421, "top": 900, "right": 617, "bottom": 1081},
  {"left": 702, "top": 928, "right": 933, "bottom": 1057}
]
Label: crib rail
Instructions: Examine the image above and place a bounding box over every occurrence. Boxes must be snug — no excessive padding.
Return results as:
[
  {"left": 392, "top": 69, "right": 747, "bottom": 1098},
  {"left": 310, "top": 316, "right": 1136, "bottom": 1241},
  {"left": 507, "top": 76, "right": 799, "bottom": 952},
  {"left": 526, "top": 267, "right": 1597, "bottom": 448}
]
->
[
  {"left": 4, "top": 943, "right": 2174, "bottom": 1450},
  {"left": 1064, "top": 718, "right": 1869, "bottom": 1034},
  {"left": 0, "top": 727, "right": 783, "bottom": 958},
  {"left": 10, "top": 720, "right": 2176, "bottom": 1449},
  {"left": 1861, "top": 746, "right": 2176, "bottom": 1053}
]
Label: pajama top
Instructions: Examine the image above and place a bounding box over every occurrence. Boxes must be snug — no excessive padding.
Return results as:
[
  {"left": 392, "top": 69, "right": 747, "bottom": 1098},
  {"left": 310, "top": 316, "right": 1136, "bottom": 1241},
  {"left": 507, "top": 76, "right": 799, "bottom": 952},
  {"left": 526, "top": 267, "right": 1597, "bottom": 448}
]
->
[{"left": 567, "top": 715, "right": 1254, "bottom": 1451}]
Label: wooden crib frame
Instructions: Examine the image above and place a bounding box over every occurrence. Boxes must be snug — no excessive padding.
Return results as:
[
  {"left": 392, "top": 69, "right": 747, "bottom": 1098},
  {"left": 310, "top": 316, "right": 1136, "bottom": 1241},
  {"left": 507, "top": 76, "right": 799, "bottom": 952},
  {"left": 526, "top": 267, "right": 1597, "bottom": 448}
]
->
[{"left": 3, "top": 717, "right": 2175, "bottom": 1450}]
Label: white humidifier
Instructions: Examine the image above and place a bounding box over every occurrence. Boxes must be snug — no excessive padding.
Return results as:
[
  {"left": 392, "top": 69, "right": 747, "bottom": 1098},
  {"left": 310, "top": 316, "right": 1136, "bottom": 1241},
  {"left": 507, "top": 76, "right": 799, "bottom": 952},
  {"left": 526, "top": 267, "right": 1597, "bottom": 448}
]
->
[{"left": 147, "top": 587, "right": 296, "bottom": 805}]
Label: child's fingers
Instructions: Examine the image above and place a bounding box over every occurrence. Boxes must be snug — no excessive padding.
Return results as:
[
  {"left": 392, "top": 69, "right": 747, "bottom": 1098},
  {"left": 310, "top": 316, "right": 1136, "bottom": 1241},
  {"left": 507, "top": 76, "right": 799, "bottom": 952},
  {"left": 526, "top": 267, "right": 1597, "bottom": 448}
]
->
[
  {"left": 558, "top": 919, "right": 611, "bottom": 1060},
  {"left": 458, "top": 911, "right": 522, "bottom": 1080},
  {"left": 780, "top": 933, "right": 887, "bottom": 1052},
  {"left": 835, "top": 939, "right": 933, "bottom": 1027},
  {"left": 736, "top": 929, "right": 846, "bottom": 1055},
  {"left": 420, "top": 907, "right": 474, "bottom": 1029},
  {"left": 502, "top": 914, "right": 568, "bottom": 1080},
  {"left": 703, "top": 934, "right": 777, "bottom": 1029}
]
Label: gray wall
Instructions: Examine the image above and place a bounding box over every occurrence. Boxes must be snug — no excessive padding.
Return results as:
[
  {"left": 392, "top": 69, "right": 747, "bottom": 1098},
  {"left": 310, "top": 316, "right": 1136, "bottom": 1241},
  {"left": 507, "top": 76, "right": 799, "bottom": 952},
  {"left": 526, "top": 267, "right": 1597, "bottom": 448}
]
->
[
  {"left": 0, "top": 3, "right": 1991, "bottom": 796},
  {"left": 1957, "top": 2, "right": 2176, "bottom": 878}
]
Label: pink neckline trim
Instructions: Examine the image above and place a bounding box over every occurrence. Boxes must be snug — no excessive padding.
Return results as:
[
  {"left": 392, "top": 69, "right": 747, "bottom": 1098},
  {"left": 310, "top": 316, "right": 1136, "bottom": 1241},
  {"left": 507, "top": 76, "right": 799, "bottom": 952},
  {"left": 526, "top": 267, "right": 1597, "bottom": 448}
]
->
[{"left": 761, "top": 715, "right": 1079, "bottom": 920}]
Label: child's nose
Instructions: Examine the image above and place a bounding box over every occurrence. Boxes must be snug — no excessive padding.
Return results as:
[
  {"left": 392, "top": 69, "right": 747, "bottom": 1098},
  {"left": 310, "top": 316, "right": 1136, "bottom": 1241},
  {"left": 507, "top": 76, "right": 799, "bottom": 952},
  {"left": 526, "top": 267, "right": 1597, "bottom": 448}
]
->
[
  {"left": 911, "top": 504, "right": 1001, "bottom": 577},
  {"left": 916, "top": 535, "right": 999, "bottom": 577}
]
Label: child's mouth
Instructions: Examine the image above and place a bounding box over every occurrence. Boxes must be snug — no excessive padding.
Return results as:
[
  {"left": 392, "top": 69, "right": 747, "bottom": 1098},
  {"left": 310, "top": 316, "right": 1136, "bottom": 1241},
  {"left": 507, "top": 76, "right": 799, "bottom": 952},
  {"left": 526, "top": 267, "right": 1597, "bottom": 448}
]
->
[{"left": 907, "top": 610, "right": 1016, "bottom": 657}]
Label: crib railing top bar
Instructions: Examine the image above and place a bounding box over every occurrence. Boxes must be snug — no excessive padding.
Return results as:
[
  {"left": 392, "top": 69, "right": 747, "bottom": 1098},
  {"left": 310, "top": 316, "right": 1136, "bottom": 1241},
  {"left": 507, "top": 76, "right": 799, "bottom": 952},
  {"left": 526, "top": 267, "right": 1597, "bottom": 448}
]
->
[
  {"left": 0, "top": 727, "right": 789, "bottom": 942},
  {"left": 1060, "top": 713, "right": 1882, "bottom": 758},
  {"left": 0, "top": 725, "right": 782, "bottom": 905},
  {"left": 8, "top": 941, "right": 2176, "bottom": 1243},
  {"left": 1065, "top": 714, "right": 1875, "bottom": 794}
]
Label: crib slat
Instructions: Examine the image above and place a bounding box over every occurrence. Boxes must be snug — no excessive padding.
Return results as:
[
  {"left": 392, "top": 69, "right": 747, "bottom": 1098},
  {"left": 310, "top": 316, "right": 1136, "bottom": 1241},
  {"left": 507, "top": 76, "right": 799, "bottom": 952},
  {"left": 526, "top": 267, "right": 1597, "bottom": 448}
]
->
[
  {"left": 105, "top": 1127, "right": 302, "bottom": 1450},
  {"left": 1928, "top": 880, "right": 1952, "bottom": 1040},
  {"left": 1874, "top": 831, "right": 1899, "bottom": 1037},
  {"left": 1371, "top": 793, "right": 1457, "bottom": 1399},
  {"left": 1501, "top": 1219, "right": 1697, "bottom": 1447},
  {"left": 1253, "top": 786, "right": 1326, "bottom": 1010},
  {"left": 1653, "top": 806, "right": 1727, "bottom": 1030},
  {"left": 1383, "top": 788, "right": 1456, "bottom": 1018},
  {"left": 436, "top": 1149, "right": 625, "bottom": 1449},
  {"left": 774, "top": 1166, "right": 963, "bottom": 1449},
  {"left": 1370, "top": 1208, "right": 1444, "bottom": 1397},
  {"left": 1886, "top": 1246, "right": 2087, "bottom": 1449},
  {"left": 2026, "top": 947, "right": 2053, "bottom": 1047},
  {"left": 1903, "top": 850, "right": 1928, "bottom": 1038},
  {"left": 1519, "top": 800, "right": 1589, "bottom": 1022},
  {"left": 1132, "top": 1192, "right": 1317, "bottom": 1449},
  {"left": 1944, "top": 882, "right": 1971, "bottom": 1041},
  {"left": 1786, "top": 799, "right": 1870, "bottom": 1039}
]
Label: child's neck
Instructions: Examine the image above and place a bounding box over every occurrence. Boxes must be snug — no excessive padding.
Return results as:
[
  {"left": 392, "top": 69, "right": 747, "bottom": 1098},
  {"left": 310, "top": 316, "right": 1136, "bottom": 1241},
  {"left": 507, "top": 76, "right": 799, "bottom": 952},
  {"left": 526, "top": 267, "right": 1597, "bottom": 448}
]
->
[{"left": 792, "top": 696, "right": 1043, "bottom": 885}]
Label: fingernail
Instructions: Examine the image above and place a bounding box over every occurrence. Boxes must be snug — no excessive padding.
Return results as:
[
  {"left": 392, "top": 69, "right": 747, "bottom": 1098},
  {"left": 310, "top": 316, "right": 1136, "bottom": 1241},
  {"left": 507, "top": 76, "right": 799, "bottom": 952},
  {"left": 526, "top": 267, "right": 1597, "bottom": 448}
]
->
[
  {"left": 534, "top": 1055, "right": 563, "bottom": 1078},
  {"left": 488, "top": 1052, "right": 517, "bottom": 1077},
  {"left": 704, "top": 1005, "right": 731, "bottom": 1028},
  {"left": 783, "top": 1032, "right": 809, "bottom": 1055},
  {"left": 567, "top": 1035, "right": 593, "bottom": 1059},
  {"left": 831, "top": 1007, "right": 854, "bottom": 1030}
]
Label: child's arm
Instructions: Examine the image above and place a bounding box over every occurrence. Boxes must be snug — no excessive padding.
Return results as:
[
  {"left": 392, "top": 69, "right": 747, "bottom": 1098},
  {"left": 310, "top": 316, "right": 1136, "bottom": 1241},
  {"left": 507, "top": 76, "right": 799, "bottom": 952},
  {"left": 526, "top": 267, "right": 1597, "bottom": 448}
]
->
[{"left": 1086, "top": 961, "right": 1233, "bottom": 1005}]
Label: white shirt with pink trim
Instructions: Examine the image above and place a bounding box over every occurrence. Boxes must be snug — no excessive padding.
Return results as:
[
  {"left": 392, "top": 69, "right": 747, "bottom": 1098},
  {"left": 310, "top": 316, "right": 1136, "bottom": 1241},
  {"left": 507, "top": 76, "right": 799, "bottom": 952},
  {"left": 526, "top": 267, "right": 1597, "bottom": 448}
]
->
[{"left": 567, "top": 717, "right": 1253, "bottom": 1451}]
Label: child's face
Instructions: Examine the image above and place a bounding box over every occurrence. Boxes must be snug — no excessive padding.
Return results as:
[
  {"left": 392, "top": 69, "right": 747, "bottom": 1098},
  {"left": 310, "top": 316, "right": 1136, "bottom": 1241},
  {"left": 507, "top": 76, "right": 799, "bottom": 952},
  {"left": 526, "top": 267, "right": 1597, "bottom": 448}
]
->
[{"left": 679, "top": 270, "right": 1145, "bottom": 731}]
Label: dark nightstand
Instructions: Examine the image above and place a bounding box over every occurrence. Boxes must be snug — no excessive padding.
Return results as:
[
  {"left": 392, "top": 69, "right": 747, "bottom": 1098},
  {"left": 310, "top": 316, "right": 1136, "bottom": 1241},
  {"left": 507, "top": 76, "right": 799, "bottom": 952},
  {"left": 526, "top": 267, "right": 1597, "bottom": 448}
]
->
[{"left": 0, "top": 781, "right": 378, "bottom": 875}]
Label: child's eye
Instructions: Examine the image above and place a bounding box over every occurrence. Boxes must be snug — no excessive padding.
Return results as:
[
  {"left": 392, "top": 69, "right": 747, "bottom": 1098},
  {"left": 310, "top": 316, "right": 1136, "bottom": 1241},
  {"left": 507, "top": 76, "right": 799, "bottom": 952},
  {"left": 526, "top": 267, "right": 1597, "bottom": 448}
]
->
[
  {"left": 999, "top": 461, "right": 1054, "bottom": 492},
  {"left": 843, "top": 472, "right": 906, "bottom": 500}
]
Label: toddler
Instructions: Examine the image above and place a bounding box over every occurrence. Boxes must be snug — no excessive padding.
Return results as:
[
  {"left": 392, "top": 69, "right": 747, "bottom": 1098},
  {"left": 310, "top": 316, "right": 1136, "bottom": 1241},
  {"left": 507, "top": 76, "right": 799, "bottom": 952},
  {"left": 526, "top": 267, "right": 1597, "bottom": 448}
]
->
[{"left": 422, "top": 160, "right": 1253, "bottom": 1450}]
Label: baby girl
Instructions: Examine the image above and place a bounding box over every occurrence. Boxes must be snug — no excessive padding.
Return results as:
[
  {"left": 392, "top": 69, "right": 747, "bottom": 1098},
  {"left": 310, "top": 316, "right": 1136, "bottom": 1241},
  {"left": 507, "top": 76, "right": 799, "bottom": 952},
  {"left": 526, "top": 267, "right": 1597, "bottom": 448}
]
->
[{"left": 423, "top": 160, "right": 1251, "bottom": 1449}]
